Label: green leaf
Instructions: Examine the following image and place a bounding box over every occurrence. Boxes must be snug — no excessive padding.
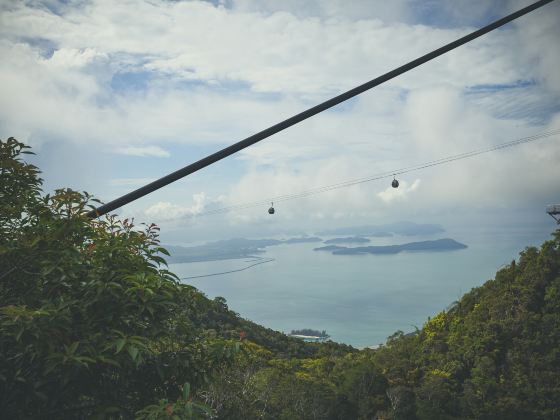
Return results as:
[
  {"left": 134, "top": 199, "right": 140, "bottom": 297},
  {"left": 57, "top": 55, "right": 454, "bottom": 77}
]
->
[
  {"left": 157, "top": 247, "right": 170, "bottom": 256},
  {"left": 115, "top": 338, "right": 126, "bottom": 354},
  {"left": 75, "top": 356, "right": 96, "bottom": 364},
  {"left": 68, "top": 341, "right": 79, "bottom": 355},
  {"left": 34, "top": 391, "right": 48, "bottom": 401},
  {"left": 127, "top": 345, "right": 139, "bottom": 362},
  {"left": 182, "top": 382, "right": 190, "bottom": 400},
  {"left": 15, "top": 328, "right": 24, "bottom": 342}
]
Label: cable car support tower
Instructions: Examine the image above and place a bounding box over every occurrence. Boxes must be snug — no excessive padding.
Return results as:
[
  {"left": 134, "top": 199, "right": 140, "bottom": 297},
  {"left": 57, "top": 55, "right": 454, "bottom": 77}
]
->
[{"left": 547, "top": 205, "right": 560, "bottom": 224}]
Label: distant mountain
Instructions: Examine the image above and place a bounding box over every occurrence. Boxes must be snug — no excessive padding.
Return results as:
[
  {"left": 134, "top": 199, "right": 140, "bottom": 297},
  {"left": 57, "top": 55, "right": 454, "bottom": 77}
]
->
[
  {"left": 317, "top": 221, "right": 445, "bottom": 237},
  {"left": 324, "top": 236, "right": 371, "bottom": 244},
  {"left": 314, "top": 238, "right": 467, "bottom": 255},
  {"left": 166, "top": 236, "right": 323, "bottom": 263}
]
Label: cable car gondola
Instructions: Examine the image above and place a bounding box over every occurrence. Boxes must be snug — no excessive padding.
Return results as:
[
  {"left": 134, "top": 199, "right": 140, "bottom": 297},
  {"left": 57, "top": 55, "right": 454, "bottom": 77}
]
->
[
  {"left": 392, "top": 176, "right": 399, "bottom": 188},
  {"left": 268, "top": 202, "right": 275, "bottom": 215}
]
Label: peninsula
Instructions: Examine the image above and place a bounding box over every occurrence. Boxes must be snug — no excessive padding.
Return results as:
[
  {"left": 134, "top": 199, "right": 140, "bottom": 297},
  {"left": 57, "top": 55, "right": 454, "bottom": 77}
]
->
[{"left": 166, "top": 236, "right": 323, "bottom": 263}]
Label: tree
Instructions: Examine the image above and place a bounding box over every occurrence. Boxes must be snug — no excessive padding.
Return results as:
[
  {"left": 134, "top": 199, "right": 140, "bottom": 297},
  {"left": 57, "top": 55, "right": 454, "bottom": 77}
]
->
[{"left": 0, "top": 137, "right": 237, "bottom": 418}]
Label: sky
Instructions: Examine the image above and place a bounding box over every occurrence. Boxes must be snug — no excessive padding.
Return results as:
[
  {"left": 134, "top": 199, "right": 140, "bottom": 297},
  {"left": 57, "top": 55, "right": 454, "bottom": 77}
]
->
[{"left": 1, "top": 0, "right": 559, "bottom": 243}]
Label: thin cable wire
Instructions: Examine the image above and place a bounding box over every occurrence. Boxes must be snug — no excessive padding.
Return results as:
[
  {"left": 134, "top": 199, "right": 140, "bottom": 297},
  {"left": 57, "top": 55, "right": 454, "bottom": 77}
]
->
[
  {"left": 179, "top": 258, "right": 275, "bottom": 280},
  {"left": 196, "top": 129, "right": 560, "bottom": 217}
]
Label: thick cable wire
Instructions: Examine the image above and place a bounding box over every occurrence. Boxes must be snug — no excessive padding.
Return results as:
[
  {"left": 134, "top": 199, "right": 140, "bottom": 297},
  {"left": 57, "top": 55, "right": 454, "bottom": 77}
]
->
[
  {"left": 86, "top": 0, "right": 556, "bottom": 218},
  {"left": 196, "top": 129, "right": 560, "bottom": 217}
]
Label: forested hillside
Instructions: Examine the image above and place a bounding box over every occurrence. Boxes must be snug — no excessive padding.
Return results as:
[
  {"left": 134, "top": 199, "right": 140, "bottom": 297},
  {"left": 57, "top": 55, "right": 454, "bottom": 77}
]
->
[
  {"left": 199, "top": 229, "right": 560, "bottom": 419},
  {"left": 372, "top": 230, "right": 560, "bottom": 419},
  {"left": 1, "top": 137, "right": 559, "bottom": 419}
]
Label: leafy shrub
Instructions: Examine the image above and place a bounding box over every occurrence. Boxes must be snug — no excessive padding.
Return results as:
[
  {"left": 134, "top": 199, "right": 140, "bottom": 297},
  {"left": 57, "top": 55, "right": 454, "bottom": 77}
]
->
[{"left": 0, "top": 138, "right": 237, "bottom": 418}]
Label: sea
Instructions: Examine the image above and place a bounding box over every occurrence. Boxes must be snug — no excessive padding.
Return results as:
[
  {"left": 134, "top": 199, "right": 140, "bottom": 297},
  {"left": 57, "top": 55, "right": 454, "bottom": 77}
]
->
[{"left": 170, "top": 225, "right": 555, "bottom": 348}]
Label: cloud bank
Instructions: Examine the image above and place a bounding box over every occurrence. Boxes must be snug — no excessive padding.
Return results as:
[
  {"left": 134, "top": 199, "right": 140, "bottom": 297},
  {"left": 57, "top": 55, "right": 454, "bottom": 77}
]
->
[{"left": 0, "top": 0, "right": 559, "bottom": 238}]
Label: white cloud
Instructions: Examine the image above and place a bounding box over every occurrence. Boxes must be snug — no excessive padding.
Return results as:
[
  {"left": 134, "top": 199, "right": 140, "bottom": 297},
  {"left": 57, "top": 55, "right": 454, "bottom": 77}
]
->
[
  {"left": 1, "top": 0, "right": 554, "bottom": 95},
  {"left": 512, "top": 3, "right": 560, "bottom": 95},
  {"left": 114, "top": 145, "right": 170, "bottom": 158},
  {"left": 47, "top": 48, "right": 107, "bottom": 68},
  {"left": 144, "top": 193, "right": 208, "bottom": 221},
  {"left": 1, "top": 0, "right": 557, "bottom": 153},
  {"left": 0, "top": 0, "right": 558, "bottom": 233},
  {"left": 231, "top": 0, "right": 413, "bottom": 22}
]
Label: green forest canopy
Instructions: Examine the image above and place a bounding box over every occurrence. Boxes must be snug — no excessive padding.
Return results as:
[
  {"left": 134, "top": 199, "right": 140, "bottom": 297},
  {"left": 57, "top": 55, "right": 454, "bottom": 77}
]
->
[{"left": 1, "top": 137, "right": 559, "bottom": 419}]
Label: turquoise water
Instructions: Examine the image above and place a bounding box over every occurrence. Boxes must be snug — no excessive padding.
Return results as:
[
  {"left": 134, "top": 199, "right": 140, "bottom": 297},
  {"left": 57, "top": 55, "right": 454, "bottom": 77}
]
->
[{"left": 171, "top": 227, "right": 553, "bottom": 348}]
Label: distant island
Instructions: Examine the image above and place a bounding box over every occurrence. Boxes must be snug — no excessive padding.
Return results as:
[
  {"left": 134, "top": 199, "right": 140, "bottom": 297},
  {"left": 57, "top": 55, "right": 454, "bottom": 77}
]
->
[
  {"left": 314, "top": 238, "right": 467, "bottom": 255},
  {"left": 324, "top": 236, "right": 370, "bottom": 244},
  {"left": 317, "top": 221, "right": 445, "bottom": 237},
  {"left": 166, "top": 236, "right": 323, "bottom": 263}
]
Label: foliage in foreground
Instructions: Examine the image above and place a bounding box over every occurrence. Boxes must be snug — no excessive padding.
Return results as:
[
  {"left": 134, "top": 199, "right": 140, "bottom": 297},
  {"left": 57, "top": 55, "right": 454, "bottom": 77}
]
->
[{"left": 0, "top": 138, "right": 240, "bottom": 418}]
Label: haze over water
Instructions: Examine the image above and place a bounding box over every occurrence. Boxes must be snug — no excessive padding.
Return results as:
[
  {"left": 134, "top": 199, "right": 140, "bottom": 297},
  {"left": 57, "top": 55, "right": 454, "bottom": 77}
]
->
[{"left": 172, "top": 225, "right": 555, "bottom": 348}]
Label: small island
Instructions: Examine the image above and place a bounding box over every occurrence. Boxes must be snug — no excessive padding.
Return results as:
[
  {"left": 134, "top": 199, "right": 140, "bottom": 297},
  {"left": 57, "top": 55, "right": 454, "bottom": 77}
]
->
[{"left": 314, "top": 238, "right": 467, "bottom": 255}]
